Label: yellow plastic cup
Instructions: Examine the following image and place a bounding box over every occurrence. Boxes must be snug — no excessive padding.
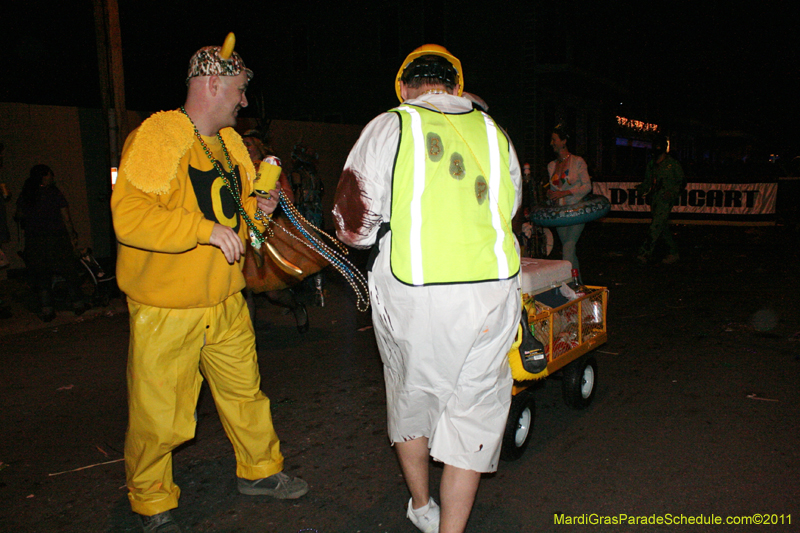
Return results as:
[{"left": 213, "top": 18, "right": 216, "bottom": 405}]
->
[{"left": 254, "top": 159, "right": 281, "bottom": 198}]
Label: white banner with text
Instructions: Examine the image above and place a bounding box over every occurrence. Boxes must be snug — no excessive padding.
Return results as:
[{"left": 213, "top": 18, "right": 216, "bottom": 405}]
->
[{"left": 593, "top": 182, "right": 777, "bottom": 216}]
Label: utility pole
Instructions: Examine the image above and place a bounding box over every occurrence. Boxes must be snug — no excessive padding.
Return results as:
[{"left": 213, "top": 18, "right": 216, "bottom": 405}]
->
[
  {"left": 92, "top": 0, "right": 128, "bottom": 168},
  {"left": 92, "top": 0, "right": 127, "bottom": 261}
]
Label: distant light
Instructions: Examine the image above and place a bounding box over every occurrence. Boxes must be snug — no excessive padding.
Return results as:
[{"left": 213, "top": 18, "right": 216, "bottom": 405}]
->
[
  {"left": 616, "top": 116, "right": 659, "bottom": 133},
  {"left": 111, "top": 167, "right": 118, "bottom": 189}
]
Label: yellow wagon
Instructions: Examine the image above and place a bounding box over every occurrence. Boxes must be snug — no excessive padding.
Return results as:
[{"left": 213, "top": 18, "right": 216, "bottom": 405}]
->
[{"left": 501, "top": 258, "right": 609, "bottom": 460}]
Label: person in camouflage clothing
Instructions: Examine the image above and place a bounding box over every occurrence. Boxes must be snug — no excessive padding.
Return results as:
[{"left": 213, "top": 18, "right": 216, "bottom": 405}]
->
[{"left": 636, "top": 135, "right": 685, "bottom": 265}]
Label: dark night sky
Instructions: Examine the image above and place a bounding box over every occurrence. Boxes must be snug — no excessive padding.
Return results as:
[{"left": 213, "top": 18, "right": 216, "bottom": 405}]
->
[{"left": 2, "top": 0, "right": 798, "bottom": 158}]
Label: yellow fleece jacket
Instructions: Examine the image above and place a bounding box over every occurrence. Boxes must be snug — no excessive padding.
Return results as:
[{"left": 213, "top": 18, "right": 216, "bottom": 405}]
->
[{"left": 111, "top": 110, "right": 263, "bottom": 309}]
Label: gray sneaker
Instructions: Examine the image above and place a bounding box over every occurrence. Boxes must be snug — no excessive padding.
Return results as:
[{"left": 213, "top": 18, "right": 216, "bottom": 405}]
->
[
  {"left": 138, "top": 511, "right": 182, "bottom": 533},
  {"left": 237, "top": 471, "right": 309, "bottom": 499}
]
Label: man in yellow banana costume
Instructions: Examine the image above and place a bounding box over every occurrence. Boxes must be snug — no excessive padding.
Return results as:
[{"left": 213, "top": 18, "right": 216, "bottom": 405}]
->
[
  {"left": 333, "top": 45, "right": 522, "bottom": 533},
  {"left": 111, "top": 35, "right": 307, "bottom": 533}
]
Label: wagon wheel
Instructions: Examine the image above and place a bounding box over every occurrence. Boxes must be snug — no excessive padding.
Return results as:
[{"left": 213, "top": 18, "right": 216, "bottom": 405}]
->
[
  {"left": 500, "top": 388, "right": 535, "bottom": 461},
  {"left": 561, "top": 355, "right": 597, "bottom": 409}
]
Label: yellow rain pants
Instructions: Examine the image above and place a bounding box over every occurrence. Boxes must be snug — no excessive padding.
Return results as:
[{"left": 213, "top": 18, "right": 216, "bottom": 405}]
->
[{"left": 124, "top": 292, "right": 283, "bottom": 516}]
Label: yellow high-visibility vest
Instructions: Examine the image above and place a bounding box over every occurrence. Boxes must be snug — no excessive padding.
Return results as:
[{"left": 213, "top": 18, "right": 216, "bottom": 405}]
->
[{"left": 389, "top": 104, "right": 519, "bottom": 286}]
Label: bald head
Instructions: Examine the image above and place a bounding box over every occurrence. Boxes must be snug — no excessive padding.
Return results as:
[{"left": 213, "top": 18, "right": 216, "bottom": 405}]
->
[{"left": 183, "top": 72, "right": 249, "bottom": 136}]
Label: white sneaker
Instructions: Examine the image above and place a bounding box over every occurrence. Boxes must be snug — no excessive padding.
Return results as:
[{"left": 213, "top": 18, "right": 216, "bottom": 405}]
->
[{"left": 406, "top": 497, "right": 440, "bottom": 533}]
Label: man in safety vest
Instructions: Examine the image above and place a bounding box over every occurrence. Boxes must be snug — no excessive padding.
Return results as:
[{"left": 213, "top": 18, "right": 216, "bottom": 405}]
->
[{"left": 333, "top": 45, "right": 522, "bottom": 533}]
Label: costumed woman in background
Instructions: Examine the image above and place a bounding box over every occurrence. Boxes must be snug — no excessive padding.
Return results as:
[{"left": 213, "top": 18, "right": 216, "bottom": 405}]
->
[
  {"left": 547, "top": 124, "right": 592, "bottom": 281},
  {"left": 15, "top": 164, "right": 86, "bottom": 321},
  {"left": 242, "top": 130, "right": 309, "bottom": 333}
]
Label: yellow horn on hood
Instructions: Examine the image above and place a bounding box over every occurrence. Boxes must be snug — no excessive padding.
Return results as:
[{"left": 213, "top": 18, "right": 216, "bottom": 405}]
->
[{"left": 219, "top": 32, "right": 236, "bottom": 60}]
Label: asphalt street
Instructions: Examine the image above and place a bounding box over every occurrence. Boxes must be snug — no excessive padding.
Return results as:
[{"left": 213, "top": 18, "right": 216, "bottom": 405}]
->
[{"left": 1, "top": 222, "right": 798, "bottom": 532}]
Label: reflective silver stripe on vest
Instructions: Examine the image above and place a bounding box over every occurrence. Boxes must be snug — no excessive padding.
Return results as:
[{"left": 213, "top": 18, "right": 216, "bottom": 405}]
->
[
  {"left": 397, "top": 105, "right": 426, "bottom": 285},
  {"left": 482, "top": 111, "right": 510, "bottom": 279}
]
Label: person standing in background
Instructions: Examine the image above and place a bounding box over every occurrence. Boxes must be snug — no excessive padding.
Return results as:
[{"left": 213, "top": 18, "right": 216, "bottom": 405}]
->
[
  {"left": 547, "top": 124, "right": 592, "bottom": 281},
  {"left": 241, "top": 129, "right": 309, "bottom": 333},
  {"left": 14, "top": 164, "right": 86, "bottom": 322},
  {"left": 0, "top": 144, "right": 11, "bottom": 318},
  {"left": 636, "top": 134, "right": 684, "bottom": 265},
  {"left": 0, "top": 164, "right": 10, "bottom": 270}
]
